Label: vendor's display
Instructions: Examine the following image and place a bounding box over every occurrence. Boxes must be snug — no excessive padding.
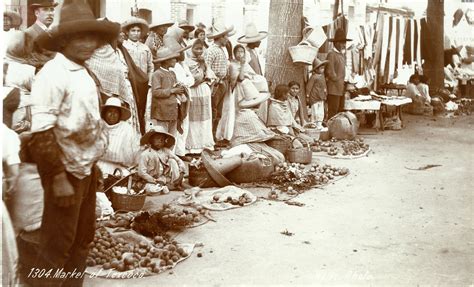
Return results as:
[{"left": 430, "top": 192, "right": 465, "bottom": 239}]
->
[
  {"left": 103, "top": 212, "right": 135, "bottom": 229},
  {"left": 85, "top": 227, "right": 194, "bottom": 278},
  {"left": 454, "top": 98, "right": 474, "bottom": 115},
  {"left": 265, "top": 135, "right": 292, "bottom": 156},
  {"left": 271, "top": 162, "right": 349, "bottom": 194},
  {"left": 310, "top": 138, "right": 370, "bottom": 159}
]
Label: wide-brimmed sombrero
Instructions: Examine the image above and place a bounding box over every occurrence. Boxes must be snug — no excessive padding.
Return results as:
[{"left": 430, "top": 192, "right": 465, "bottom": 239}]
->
[
  {"left": 101, "top": 97, "right": 131, "bottom": 121},
  {"left": 121, "top": 17, "right": 149, "bottom": 37},
  {"left": 149, "top": 19, "right": 174, "bottom": 30},
  {"left": 153, "top": 47, "right": 181, "bottom": 63},
  {"left": 328, "top": 28, "right": 352, "bottom": 42},
  {"left": 207, "top": 23, "right": 235, "bottom": 39},
  {"left": 36, "top": 0, "right": 120, "bottom": 52},
  {"left": 238, "top": 80, "right": 270, "bottom": 108},
  {"left": 178, "top": 20, "right": 195, "bottom": 32},
  {"left": 163, "top": 26, "right": 192, "bottom": 54},
  {"left": 237, "top": 23, "right": 267, "bottom": 44},
  {"left": 140, "top": 126, "right": 176, "bottom": 147},
  {"left": 312, "top": 58, "right": 328, "bottom": 69},
  {"left": 4, "top": 10, "right": 22, "bottom": 27}
]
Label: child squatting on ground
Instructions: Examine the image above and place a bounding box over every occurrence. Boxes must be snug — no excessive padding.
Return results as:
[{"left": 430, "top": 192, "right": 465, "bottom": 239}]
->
[{"left": 137, "top": 127, "right": 186, "bottom": 194}]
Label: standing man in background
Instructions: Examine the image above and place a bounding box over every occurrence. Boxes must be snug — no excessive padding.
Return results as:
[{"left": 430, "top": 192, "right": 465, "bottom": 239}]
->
[
  {"left": 325, "top": 28, "right": 351, "bottom": 119},
  {"left": 25, "top": 0, "right": 58, "bottom": 43}
]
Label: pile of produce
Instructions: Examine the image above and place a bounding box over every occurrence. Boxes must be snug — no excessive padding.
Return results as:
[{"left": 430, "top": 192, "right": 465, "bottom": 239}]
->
[
  {"left": 212, "top": 193, "right": 253, "bottom": 206},
  {"left": 86, "top": 228, "right": 189, "bottom": 273},
  {"left": 103, "top": 212, "right": 134, "bottom": 229},
  {"left": 131, "top": 204, "right": 206, "bottom": 235},
  {"left": 271, "top": 162, "right": 349, "bottom": 192},
  {"left": 311, "top": 138, "right": 369, "bottom": 157}
]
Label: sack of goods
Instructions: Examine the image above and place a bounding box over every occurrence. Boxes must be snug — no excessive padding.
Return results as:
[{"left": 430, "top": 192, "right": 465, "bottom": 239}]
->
[{"left": 328, "top": 111, "right": 359, "bottom": 140}]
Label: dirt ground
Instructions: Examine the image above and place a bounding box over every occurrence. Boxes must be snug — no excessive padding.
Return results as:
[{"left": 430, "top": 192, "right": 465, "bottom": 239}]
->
[{"left": 83, "top": 114, "right": 473, "bottom": 286}]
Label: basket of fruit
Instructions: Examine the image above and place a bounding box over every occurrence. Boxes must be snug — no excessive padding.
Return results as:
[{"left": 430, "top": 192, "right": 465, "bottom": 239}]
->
[
  {"left": 287, "top": 137, "right": 312, "bottom": 164},
  {"left": 265, "top": 135, "right": 292, "bottom": 155},
  {"left": 110, "top": 174, "right": 146, "bottom": 212},
  {"left": 303, "top": 123, "right": 321, "bottom": 140}
]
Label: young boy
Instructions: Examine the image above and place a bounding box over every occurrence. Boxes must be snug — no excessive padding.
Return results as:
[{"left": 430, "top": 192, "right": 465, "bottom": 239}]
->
[
  {"left": 138, "top": 127, "right": 186, "bottom": 192},
  {"left": 306, "top": 58, "right": 328, "bottom": 128},
  {"left": 122, "top": 17, "right": 154, "bottom": 80},
  {"left": 150, "top": 47, "right": 186, "bottom": 137}
]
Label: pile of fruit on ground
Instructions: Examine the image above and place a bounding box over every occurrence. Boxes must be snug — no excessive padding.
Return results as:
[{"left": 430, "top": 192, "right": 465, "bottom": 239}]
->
[
  {"left": 85, "top": 227, "right": 193, "bottom": 277},
  {"left": 310, "top": 137, "right": 370, "bottom": 157},
  {"left": 269, "top": 162, "right": 349, "bottom": 197}
]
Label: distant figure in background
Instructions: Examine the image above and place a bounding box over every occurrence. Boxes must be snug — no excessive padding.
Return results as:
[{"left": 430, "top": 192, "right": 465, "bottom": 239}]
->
[
  {"left": 325, "top": 28, "right": 351, "bottom": 119},
  {"left": 306, "top": 58, "right": 328, "bottom": 128},
  {"left": 4, "top": 10, "right": 22, "bottom": 32},
  {"left": 178, "top": 20, "right": 195, "bottom": 45},
  {"left": 25, "top": 0, "right": 58, "bottom": 43},
  {"left": 194, "top": 28, "right": 209, "bottom": 49},
  {"left": 145, "top": 19, "right": 174, "bottom": 64},
  {"left": 122, "top": 17, "right": 154, "bottom": 81},
  {"left": 237, "top": 22, "right": 268, "bottom": 76}
]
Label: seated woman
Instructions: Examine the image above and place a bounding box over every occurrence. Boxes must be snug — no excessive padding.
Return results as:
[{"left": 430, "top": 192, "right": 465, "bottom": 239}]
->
[
  {"left": 405, "top": 74, "right": 432, "bottom": 115},
  {"left": 138, "top": 127, "right": 186, "bottom": 193},
  {"left": 97, "top": 97, "right": 140, "bottom": 177},
  {"left": 258, "top": 84, "right": 312, "bottom": 144}
]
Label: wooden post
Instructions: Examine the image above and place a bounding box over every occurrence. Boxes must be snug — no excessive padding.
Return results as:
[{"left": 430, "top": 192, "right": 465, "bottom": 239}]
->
[
  {"left": 265, "top": 0, "right": 308, "bottom": 122},
  {"left": 424, "top": 0, "right": 444, "bottom": 90}
]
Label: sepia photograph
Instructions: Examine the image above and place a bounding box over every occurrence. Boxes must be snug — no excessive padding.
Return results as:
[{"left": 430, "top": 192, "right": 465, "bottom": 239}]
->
[{"left": 1, "top": 0, "right": 473, "bottom": 285}]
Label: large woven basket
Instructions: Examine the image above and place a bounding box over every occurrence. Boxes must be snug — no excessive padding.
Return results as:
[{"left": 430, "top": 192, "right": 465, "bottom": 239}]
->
[
  {"left": 266, "top": 136, "right": 292, "bottom": 155},
  {"left": 304, "top": 127, "right": 320, "bottom": 140},
  {"left": 288, "top": 41, "right": 318, "bottom": 65},
  {"left": 226, "top": 153, "right": 274, "bottom": 183},
  {"left": 110, "top": 175, "right": 146, "bottom": 211},
  {"left": 287, "top": 137, "right": 312, "bottom": 164}
]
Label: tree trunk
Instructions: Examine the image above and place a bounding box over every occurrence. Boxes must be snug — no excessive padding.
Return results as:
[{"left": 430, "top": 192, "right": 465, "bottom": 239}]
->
[
  {"left": 265, "top": 0, "right": 308, "bottom": 122},
  {"left": 424, "top": 0, "right": 444, "bottom": 90}
]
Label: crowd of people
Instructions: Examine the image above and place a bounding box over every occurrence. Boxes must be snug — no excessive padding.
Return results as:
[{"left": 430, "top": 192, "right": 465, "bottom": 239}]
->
[{"left": 2, "top": 0, "right": 354, "bottom": 285}]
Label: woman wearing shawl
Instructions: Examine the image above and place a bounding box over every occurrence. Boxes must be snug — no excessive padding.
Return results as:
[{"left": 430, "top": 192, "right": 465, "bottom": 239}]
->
[{"left": 185, "top": 39, "right": 216, "bottom": 154}]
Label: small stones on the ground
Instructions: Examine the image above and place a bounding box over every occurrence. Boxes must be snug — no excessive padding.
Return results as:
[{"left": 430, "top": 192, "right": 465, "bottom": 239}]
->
[
  {"left": 302, "top": 241, "right": 311, "bottom": 245},
  {"left": 280, "top": 229, "right": 294, "bottom": 236},
  {"left": 197, "top": 253, "right": 203, "bottom": 257},
  {"left": 353, "top": 249, "right": 358, "bottom": 252}
]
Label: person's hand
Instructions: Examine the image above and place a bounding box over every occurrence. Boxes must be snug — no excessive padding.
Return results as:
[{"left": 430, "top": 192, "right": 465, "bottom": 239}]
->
[
  {"left": 52, "top": 172, "right": 75, "bottom": 207},
  {"left": 171, "top": 86, "right": 185, "bottom": 94}
]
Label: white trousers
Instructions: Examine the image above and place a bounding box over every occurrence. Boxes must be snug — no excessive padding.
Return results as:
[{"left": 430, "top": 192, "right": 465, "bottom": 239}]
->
[{"left": 311, "top": 101, "right": 325, "bottom": 124}]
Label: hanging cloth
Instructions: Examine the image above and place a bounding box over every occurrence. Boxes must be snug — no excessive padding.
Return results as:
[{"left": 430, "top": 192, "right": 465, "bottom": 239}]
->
[
  {"left": 403, "top": 19, "right": 412, "bottom": 65},
  {"left": 420, "top": 18, "right": 430, "bottom": 63},
  {"left": 373, "top": 13, "right": 384, "bottom": 70},
  {"left": 380, "top": 14, "right": 390, "bottom": 77},
  {"left": 411, "top": 19, "right": 416, "bottom": 65},
  {"left": 388, "top": 16, "right": 397, "bottom": 83},
  {"left": 398, "top": 18, "right": 406, "bottom": 70},
  {"left": 415, "top": 19, "right": 422, "bottom": 67}
]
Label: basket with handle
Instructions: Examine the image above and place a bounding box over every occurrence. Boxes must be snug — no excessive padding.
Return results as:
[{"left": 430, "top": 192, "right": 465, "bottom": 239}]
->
[
  {"left": 226, "top": 152, "right": 274, "bottom": 183},
  {"left": 265, "top": 135, "right": 292, "bottom": 156},
  {"left": 302, "top": 26, "right": 327, "bottom": 49},
  {"left": 108, "top": 169, "right": 146, "bottom": 212},
  {"left": 288, "top": 41, "right": 318, "bottom": 65},
  {"left": 287, "top": 137, "right": 312, "bottom": 164}
]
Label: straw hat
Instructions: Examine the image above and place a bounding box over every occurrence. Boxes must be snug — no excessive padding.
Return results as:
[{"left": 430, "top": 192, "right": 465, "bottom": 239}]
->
[
  {"left": 178, "top": 20, "right": 195, "bottom": 32},
  {"left": 122, "top": 17, "right": 149, "bottom": 37},
  {"left": 153, "top": 47, "right": 180, "bottom": 63},
  {"left": 101, "top": 97, "right": 131, "bottom": 121},
  {"left": 312, "top": 58, "right": 328, "bottom": 69},
  {"left": 207, "top": 23, "right": 235, "bottom": 39},
  {"left": 4, "top": 10, "right": 22, "bottom": 27},
  {"left": 29, "top": 0, "right": 58, "bottom": 8},
  {"left": 36, "top": 0, "right": 120, "bottom": 52},
  {"left": 163, "top": 26, "right": 192, "bottom": 54},
  {"left": 149, "top": 19, "right": 174, "bottom": 30},
  {"left": 201, "top": 149, "right": 242, "bottom": 187},
  {"left": 140, "top": 126, "right": 176, "bottom": 148},
  {"left": 237, "top": 23, "right": 267, "bottom": 44},
  {"left": 238, "top": 80, "right": 270, "bottom": 108},
  {"left": 328, "top": 28, "right": 352, "bottom": 42}
]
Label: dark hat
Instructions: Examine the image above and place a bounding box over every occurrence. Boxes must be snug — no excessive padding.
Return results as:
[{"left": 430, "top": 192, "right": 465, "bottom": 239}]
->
[
  {"left": 36, "top": 0, "right": 120, "bottom": 52},
  {"left": 328, "top": 28, "right": 352, "bottom": 42},
  {"left": 30, "top": 0, "right": 58, "bottom": 8}
]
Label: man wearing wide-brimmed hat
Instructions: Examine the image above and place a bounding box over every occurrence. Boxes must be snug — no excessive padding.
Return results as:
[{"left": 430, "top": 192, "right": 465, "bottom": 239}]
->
[
  {"left": 204, "top": 22, "right": 235, "bottom": 144},
  {"left": 25, "top": 0, "right": 58, "bottom": 43},
  {"left": 237, "top": 22, "right": 267, "bottom": 76},
  {"left": 26, "top": 1, "right": 119, "bottom": 285},
  {"left": 121, "top": 16, "right": 154, "bottom": 80},
  {"left": 325, "top": 27, "right": 352, "bottom": 119},
  {"left": 145, "top": 18, "right": 174, "bottom": 62},
  {"left": 178, "top": 19, "right": 195, "bottom": 45}
]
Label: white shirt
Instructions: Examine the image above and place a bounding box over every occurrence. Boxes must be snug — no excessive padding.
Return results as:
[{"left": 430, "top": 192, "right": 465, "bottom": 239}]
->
[
  {"left": 30, "top": 53, "right": 108, "bottom": 179},
  {"left": 170, "top": 62, "right": 195, "bottom": 87}
]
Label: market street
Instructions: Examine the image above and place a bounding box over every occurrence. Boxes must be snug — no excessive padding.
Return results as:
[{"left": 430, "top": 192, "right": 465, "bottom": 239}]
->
[{"left": 86, "top": 114, "right": 474, "bottom": 286}]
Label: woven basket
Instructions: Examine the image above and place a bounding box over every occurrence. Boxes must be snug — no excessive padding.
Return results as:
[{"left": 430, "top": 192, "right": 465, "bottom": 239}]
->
[
  {"left": 266, "top": 136, "right": 292, "bottom": 155},
  {"left": 304, "top": 128, "right": 320, "bottom": 140},
  {"left": 110, "top": 175, "right": 146, "bottom": 211},
  {"left": 287, "top": 137, "right": 312, "bottom": 164},
  {"left": 227, "top": 153, "right": 274, "bottom": 183},
  {"left": 288, "top": 41, "right": 318, "bottom": 65}
]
